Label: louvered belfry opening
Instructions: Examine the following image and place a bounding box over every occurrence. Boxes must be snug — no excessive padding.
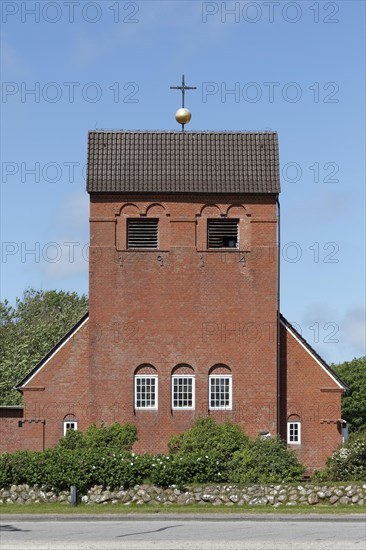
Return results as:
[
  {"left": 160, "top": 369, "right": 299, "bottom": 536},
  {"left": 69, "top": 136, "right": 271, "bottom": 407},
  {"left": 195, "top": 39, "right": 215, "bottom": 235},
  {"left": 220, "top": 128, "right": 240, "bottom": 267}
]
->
[
  {"left": 127, "top": 219, "right": 158, "bottom": 249},
  {"left": 208, "top": 219, "right": 239, "bottom": 249}
]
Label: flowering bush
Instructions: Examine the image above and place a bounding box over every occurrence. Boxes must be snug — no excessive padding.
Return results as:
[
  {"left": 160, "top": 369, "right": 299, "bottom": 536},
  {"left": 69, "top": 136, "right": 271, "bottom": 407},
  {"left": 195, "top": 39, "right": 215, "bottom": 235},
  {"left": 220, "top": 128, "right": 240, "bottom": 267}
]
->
[
  {"left": 0, "top": 420, "right": 305, "bottom": 490},
  {"left": 0, "top": 449, "right": 151, "bottom": 491},
  {"left": 148, "top": 452, "right": 226, "bottom": 487},
  {"left": 314, "top": 432, "right": 366, "bottom": 481}
]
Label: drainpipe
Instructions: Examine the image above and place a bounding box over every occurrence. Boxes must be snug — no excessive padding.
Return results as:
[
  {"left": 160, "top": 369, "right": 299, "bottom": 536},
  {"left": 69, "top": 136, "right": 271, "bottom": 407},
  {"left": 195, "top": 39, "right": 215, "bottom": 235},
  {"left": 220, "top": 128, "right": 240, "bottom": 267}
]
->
[{"left": 276, "top": 196, "right": 281, "bottom": 436}]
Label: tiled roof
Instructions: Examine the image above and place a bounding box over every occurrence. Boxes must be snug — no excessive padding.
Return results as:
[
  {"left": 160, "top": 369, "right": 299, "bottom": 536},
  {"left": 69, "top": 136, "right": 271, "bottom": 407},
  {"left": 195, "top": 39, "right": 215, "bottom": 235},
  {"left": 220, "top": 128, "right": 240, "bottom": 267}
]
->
[{"left": 87, "top": 131, "right": 280, "bottom": 194}]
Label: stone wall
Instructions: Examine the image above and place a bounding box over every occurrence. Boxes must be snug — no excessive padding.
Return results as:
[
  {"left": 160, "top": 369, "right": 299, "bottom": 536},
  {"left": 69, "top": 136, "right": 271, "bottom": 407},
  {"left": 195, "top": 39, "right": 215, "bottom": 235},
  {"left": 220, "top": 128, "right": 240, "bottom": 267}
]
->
[{"left": 1, "top": 484, "right": 365, "bottom": 506}]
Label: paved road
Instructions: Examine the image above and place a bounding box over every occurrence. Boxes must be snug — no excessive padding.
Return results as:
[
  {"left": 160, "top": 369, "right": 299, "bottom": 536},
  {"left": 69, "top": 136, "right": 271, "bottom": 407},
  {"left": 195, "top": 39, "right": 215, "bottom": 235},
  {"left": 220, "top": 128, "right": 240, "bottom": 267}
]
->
[{"left": 1, "top": 517, "right": 365, "bottom": 550}]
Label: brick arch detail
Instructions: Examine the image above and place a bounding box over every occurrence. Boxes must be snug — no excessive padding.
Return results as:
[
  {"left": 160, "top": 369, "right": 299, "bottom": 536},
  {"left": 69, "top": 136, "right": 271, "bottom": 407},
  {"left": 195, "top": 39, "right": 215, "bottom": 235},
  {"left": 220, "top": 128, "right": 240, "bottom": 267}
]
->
[
  {"left": 172, "top": 364, "right": 195, "bottom": 375},
  {"left": 63, "top": 414, "right": 77, "bottom": 421},
  {"left": 225, "top": 203, "right": 251, "bottom": 217},
  {"left": 144, "top": 203, "right": 169, "bottom": 217},
  {"left": 208, "top": 364, "right": 232, "bottom": 375},
  {"left": 198, "top": 203, "right": 223, "bottom": 218},
  {"left": 134, "top": 364, "right": 157, "bottom": 375},
  {"left": 117, "top": 203, "right": 141, "bottom": 216},
  {"left": 287, "top": 413, "right": 301, "bottom": 421}
]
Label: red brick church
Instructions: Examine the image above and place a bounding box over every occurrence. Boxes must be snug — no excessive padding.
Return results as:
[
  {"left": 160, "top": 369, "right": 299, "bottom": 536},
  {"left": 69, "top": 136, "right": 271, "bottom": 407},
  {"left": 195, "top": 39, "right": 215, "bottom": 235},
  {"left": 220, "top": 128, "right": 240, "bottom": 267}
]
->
[{"left": 1, "top": 130, "right": 347, "bottom": 470}]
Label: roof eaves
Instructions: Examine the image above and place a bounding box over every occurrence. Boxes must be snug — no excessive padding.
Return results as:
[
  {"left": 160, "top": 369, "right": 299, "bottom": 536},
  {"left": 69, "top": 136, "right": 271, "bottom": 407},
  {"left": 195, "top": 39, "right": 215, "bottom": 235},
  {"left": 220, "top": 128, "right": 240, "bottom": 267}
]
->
[
  {"left": 280, "top": 314, "right": 349, "bottom": 392},
  {"left": 15, "top": 312, "right": 89, "bottom": 391}
]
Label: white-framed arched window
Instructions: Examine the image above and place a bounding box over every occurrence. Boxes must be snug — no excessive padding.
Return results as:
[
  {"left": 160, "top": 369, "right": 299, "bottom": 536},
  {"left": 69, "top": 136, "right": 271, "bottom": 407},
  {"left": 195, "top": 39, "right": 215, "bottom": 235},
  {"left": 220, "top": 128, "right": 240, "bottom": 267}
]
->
[
  {"left": 208, "top": 364, "right": 232, "bottom": 410},
  {"left": 134, "top": 364, "right": 158, "bottom": 410},
  {"left": 171, "top": 364, "right": 195, "bottom": 410},
  {"left": 287, "top": 416, "right": 301, "bottom": 445},
  {"left": 63, "top": 414, "right": 78, "bottom": 436}
]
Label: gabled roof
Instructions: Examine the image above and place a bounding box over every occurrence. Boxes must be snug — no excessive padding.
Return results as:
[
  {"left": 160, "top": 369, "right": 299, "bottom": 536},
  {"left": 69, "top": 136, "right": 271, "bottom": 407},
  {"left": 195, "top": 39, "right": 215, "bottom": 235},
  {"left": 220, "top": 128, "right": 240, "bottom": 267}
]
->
[
  {"left": 87, "top": 131, "right": 280, "bottom": 195},
  {"left": 15, "top": 313, "right": 89, "bottom": 390},
  {"left": 280, "top": 314, "right": 348, "bottom": 391},
  {"left": 16, "top": 311, "right": 347, "bottom": 392}
]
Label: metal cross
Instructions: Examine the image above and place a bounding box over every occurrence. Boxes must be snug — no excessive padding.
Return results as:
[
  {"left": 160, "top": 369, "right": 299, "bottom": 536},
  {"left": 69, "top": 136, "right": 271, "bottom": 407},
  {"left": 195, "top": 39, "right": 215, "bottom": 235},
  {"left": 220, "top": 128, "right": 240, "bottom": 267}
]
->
[{"left": 170, "top": 74, "right": 196, "bottom": 109}]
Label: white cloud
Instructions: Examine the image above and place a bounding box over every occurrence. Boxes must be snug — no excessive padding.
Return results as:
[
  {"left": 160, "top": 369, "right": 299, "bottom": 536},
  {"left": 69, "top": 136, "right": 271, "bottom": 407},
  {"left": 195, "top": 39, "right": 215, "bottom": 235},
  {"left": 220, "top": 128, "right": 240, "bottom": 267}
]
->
[{"left": 1, "top": 35, "right": 29, "bottom": 77}]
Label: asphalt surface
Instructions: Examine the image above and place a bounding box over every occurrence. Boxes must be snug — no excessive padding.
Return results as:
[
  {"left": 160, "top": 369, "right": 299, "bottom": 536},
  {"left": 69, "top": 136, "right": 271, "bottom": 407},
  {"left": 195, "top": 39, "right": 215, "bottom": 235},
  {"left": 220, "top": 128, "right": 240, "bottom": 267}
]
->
[{"left": 1, "top": 516, "right": 365, "bottom": 550}]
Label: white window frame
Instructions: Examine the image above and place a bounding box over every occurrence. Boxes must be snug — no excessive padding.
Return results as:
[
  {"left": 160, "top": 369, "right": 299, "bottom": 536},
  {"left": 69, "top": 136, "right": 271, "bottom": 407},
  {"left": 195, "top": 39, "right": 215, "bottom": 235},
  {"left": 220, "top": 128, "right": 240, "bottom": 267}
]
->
[
  {"left": 287, "top": 421, "right": 301, "bottom": 445},
  {"left": 172, "top": 375, "right": 195, "bottom": 410},
  {"left": 209, "top": 375, "right": 232, "bottom": 410},
  {"left": 134, "top": 375, "right": 158, "bottom": 410},
  {"left": 63, "top": 420, "right": 78, "bottom": 436}
]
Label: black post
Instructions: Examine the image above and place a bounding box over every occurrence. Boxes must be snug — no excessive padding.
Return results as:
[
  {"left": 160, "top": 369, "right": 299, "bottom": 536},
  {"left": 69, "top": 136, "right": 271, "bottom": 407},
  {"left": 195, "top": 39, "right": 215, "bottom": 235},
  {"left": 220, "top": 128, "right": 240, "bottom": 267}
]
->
[{"left": 70, "top": 485, "right": 77, "bottom": 506}]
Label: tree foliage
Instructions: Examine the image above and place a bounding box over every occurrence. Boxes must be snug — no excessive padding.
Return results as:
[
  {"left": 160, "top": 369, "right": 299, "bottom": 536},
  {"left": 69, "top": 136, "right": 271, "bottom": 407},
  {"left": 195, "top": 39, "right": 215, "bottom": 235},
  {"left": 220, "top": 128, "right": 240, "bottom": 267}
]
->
[
  {"left": 0, "top": 289, "right": 88, "bottom": 405},
  {"left": 332, "top": 356, "right": 366, "bottom": 432}
]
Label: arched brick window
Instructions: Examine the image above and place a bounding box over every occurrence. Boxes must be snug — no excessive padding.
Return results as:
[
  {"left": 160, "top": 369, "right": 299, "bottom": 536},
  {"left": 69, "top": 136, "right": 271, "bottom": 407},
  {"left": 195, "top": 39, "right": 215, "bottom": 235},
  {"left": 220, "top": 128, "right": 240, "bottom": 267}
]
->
[
  {"left": 134, "top": 364, "right": 158, "bottom": 410},
  {"left": 63, "top": 414, "right": 77, "bottom": 436},
  {"left": 208, "top": 364, "right": 232, "bottom": 410},
  {"left": 171, "top": 364, "right": 195, "bottom": 410}
]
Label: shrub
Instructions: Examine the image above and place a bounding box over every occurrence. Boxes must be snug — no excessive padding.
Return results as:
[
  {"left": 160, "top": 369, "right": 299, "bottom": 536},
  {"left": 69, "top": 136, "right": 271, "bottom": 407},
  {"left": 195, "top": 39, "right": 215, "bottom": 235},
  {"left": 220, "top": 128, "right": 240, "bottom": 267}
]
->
[
  {"left": 57, "top": 422, "right": 138, "bottom": 452},
  {"left": 229, "top": 437, "right": 305, "bottom": 484},
  {"left": 168, "top": 417, "right": 248, "bottom": 459},
  {"left": 0, "top": 448, "right": 152, "bottom": 491},
  {"left": 0, "top": 421, "right": 305, "bottom": 490},
  {"left": 57, "top": 429, "right": 85, "bottom": 450},
  {"left": 148, "top": 452, "right": 227, "bottom": 488},
  {"left": 313, "top": 432, "right": 366, "bottom": 481}
]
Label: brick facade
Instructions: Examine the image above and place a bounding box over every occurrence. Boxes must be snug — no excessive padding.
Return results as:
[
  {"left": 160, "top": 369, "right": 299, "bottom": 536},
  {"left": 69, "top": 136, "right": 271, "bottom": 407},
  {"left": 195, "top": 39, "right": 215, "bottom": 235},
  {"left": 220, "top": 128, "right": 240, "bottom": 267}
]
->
[
  {"left": 0, "top": 133, "right": 345, "bottom": 470},
  {"left": 1, "top": 195, "right": 345, "bottom": 469},
  {"left": 0, "top": 407, "right": 23, "bottom": 454},
  {"left": 279, "top": 320, "right": 344, "bottom": 470}
]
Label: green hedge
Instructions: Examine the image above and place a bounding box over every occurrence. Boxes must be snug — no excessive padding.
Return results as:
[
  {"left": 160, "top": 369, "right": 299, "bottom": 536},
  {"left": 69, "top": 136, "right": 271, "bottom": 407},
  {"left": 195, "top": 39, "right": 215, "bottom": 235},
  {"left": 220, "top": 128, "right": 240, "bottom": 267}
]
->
[
  {"left": 0, "top": 449, "right": 152, "bottom": 491},
  {"left": 57, "top": 422, "right": 138, "bottom": 451},
  {"left": 0, "top": 419, "right": 307, "bottom": 490}
]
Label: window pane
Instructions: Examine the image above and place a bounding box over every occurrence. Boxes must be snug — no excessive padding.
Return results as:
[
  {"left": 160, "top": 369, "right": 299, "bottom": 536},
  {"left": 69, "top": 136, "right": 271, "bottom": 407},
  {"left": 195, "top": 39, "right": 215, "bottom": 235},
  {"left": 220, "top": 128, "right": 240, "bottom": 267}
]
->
[
  {"left": 135, "top": 377, "right": 156, "bottom": 408},
  {"left": 173, "top": 377, "right": 193, "bottom": 408},
  {"left": 288, "top": 422, "right": 300, "bottom": 443},
  {"left": 209, "top": 377, "right": 231, "bottom": 409}
]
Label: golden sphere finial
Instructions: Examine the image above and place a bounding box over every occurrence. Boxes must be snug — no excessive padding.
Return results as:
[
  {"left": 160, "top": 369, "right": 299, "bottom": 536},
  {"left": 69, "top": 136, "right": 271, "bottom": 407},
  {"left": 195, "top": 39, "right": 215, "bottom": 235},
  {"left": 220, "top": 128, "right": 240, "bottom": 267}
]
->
[{"left": 175, "top": 108, "right": 192, "bottom": 125}]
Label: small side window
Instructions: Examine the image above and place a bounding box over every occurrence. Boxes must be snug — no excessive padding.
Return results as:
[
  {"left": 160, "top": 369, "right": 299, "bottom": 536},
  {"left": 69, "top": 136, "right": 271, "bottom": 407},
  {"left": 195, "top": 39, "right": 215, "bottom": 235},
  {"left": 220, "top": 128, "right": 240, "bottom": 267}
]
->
[
  {"left": 63, "top": 417, "right": 78, "bottom": 436},
  {"left": 287, "top": 421, "right": 301, "bottom": 444},
  {"left": 208, "top": 219, "right": 239, "bottom": 249}
]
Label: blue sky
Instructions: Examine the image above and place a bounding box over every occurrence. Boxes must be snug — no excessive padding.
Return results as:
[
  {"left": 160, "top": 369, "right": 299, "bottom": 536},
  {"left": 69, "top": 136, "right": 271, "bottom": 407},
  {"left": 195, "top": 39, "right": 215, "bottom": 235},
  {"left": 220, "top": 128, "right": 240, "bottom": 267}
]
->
[{"left": 1, "top": 0, "right": 365, "bottom": 364}]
